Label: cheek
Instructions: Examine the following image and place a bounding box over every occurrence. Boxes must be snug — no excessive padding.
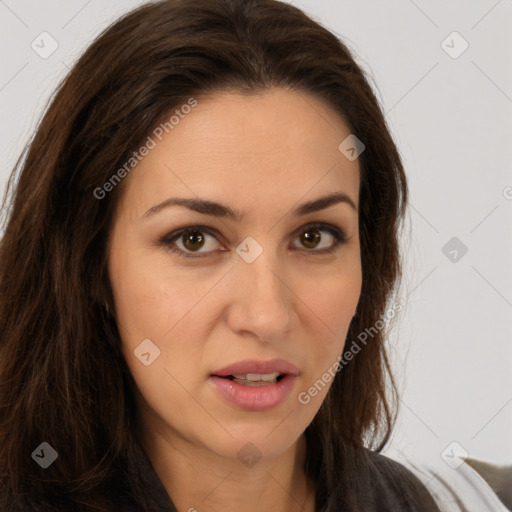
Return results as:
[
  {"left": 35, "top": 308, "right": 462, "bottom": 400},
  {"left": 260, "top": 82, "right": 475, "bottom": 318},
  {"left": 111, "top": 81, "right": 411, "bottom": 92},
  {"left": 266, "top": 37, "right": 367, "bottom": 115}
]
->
[
  {"left": 308, "top": 272, "right": 360, "bottom": 325},
  {"left": 109, "top": 241, "right": 207, "bottom": 342},
  {"left": 109, "top": 255, "right": 209, "bottom": 425},
  {"left": 301, "top": 252, "right": 361, "bottom": 336},
  {"left": 296, "top": 259, "right": 361, "bottom": 401},
  {"left": 108, "top": 245, "right": 216, "bottom": 394}
]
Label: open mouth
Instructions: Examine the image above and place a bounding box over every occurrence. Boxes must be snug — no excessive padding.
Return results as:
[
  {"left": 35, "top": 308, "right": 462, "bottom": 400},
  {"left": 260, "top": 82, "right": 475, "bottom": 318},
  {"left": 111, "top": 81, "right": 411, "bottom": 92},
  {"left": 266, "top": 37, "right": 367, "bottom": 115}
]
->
[
  {"left": 209, "top": 359, "right": 299, "bottom": 410},
  {"left": 221, "top": 372, "right": 286, "bottom": 386},
  {"left": 209, "top": 372, "right": 297, "bottom": 411}
]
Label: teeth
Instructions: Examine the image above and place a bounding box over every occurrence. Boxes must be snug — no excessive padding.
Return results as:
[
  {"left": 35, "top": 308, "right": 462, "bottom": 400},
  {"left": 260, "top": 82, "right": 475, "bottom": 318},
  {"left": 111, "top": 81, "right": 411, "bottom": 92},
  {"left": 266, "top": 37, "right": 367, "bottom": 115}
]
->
[
  {"left": 232, "top": 372, "right": 281, "bottom": 382},
  {"left": 231, "top": 372, "right": 282, "bottom": 385},
  {"left": 232, "top": 379, "right": 275, "bottom": 386}
]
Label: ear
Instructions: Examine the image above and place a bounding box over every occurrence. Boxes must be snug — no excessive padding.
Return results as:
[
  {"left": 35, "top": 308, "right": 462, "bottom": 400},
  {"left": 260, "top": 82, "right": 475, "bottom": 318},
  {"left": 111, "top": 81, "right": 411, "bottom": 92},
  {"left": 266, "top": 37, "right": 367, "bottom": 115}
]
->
[{"left": 90, "top": 255, "right": 116, "bottom": 319}]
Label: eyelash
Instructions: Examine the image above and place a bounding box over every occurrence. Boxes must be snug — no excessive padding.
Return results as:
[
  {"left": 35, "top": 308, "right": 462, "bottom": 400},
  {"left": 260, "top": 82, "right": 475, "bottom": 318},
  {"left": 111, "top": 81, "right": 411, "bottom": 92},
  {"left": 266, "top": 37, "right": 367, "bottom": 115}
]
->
[{"left": 159, "top": 222, "right": 348, "bottom": 259}]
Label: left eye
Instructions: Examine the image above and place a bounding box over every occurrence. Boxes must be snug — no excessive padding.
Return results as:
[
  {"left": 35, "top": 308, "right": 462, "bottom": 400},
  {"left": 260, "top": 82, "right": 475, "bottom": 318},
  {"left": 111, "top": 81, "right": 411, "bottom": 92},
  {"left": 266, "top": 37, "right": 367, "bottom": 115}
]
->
[
  {"left": 291, "top": 224, "right": 345, "bottom": 251},
  {"left": 160, "top": 223, "right": 346, "bottom": 258}
]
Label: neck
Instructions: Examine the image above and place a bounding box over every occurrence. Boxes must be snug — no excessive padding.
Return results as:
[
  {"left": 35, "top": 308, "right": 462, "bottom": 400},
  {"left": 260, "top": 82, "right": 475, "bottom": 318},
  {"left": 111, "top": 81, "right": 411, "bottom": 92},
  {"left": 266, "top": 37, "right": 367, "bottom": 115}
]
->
[{"left": 136, "top": 419, "right": 316, "bottom": 512}]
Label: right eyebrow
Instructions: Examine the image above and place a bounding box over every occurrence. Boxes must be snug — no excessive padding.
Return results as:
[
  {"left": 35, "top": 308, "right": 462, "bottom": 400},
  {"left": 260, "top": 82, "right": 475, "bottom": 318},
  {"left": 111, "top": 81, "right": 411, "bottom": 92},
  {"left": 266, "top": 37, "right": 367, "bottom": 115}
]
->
[{"left": 142, "top": 197, "right": 245, "bottom": 221}]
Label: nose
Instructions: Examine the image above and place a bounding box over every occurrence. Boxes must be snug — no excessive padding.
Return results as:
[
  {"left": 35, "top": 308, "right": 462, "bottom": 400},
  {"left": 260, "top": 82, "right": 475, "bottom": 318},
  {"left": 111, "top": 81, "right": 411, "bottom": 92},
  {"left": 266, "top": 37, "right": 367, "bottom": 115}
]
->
[{"left": 225, "top": 249, "right": 296, "bottom": 343}]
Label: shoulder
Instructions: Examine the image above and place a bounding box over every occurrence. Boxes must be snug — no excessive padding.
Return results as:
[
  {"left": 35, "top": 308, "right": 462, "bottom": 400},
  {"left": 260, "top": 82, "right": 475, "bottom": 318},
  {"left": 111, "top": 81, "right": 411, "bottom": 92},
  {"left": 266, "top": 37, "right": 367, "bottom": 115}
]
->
[
  {"left": 363, "top": 448, "right": 441, "bottom": 511},
  {"left": 465, "top": 458, "right": 512, "bottom": 510},
  {"left": 381, "top": 449, "right": 512, "bottom": 511}
]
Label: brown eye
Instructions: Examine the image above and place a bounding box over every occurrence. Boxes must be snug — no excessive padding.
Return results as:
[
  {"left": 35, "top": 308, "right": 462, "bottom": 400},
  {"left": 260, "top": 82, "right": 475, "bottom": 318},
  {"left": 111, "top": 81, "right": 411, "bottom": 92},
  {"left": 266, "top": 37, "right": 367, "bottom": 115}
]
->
[
  {"left": 161, "top": 226, "right": 224, "bottom": 257},
  {"left": 182, "top": 230, "right": 206, "bottom": 251},
  {"left": 300, "top": 229, "right": 321, "bottom": 249},
  {"left": 292, "top": 223, "right": 347, "bottom": 253}
]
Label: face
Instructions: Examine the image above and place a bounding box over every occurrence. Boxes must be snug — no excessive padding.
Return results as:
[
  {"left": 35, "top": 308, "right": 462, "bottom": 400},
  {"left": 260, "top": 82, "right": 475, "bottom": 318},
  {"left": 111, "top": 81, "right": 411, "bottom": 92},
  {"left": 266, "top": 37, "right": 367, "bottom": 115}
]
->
[{"left": 107, "top": 88, "right": 362, "bottom": 463}]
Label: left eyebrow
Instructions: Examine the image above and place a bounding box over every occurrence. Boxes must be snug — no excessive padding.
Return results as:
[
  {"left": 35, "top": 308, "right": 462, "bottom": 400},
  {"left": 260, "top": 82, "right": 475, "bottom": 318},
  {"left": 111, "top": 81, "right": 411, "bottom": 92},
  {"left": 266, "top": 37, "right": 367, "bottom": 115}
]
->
[
  {"left": 293, "top": 192, "right": 357, "bottom": 215},
  {"left": 142, "top": 191, "right": 357, "bottom": 219}
]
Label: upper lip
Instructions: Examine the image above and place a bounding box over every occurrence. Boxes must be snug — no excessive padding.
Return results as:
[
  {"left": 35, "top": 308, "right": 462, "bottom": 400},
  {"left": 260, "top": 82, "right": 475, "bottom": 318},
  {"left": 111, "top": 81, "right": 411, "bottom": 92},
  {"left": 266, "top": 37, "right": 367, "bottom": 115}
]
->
[{"left": 211, "top": 358, "right": 300, "bottom": 377}]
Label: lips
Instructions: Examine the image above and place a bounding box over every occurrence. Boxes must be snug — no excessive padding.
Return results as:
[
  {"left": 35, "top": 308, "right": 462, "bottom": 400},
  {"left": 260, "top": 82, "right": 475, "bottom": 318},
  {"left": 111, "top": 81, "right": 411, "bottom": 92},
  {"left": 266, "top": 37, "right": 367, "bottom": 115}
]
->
[
  {"left": 209, "top": 358, "right": 299, "bottom": 411},
  {"left": 211, "top": 358, "right": 300, "bottom": 378}
]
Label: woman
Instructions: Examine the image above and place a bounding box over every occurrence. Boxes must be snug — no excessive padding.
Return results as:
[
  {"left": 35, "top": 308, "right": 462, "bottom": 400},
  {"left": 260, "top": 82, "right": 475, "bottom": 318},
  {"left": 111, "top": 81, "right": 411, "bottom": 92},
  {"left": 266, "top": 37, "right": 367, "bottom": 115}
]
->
[{"left": 0, "top": 0, "right": 443, "bottom": 510}]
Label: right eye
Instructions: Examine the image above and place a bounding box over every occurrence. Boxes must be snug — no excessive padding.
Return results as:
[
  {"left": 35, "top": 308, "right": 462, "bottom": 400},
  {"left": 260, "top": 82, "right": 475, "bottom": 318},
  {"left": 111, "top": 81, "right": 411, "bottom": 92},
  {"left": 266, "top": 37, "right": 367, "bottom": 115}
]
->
[{"left": 160, "top": 226, "right": 226, "bottom": 258}]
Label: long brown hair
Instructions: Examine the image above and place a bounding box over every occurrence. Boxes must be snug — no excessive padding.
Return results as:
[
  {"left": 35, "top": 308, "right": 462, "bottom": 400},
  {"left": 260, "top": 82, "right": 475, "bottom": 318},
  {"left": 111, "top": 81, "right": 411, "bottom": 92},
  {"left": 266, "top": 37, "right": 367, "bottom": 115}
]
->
[{"left": 0, "top": 0, "right": 416, "bottom": 510}]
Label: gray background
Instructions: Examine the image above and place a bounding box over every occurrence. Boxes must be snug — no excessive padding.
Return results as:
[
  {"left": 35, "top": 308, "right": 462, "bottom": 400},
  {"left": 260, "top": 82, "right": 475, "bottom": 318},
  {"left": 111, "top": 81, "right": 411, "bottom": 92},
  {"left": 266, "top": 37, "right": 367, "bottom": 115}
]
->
[{"left": 1, "top": 0, "right": 510, "bottom": 466}]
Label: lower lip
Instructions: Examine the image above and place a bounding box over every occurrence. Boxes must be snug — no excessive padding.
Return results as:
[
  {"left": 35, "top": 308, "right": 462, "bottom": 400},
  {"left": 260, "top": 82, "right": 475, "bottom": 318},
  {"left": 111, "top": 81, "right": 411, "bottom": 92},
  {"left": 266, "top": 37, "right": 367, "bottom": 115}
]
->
[{"left": 209, "top": 375, "right": 297, "bottom": 411}]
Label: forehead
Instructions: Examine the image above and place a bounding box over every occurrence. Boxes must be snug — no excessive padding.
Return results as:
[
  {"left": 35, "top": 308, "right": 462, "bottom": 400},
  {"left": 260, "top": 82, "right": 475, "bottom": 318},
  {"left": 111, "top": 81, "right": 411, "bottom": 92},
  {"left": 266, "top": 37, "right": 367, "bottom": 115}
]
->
[{"left": 116, "top": 88, "right": 360, "bottom": 220}]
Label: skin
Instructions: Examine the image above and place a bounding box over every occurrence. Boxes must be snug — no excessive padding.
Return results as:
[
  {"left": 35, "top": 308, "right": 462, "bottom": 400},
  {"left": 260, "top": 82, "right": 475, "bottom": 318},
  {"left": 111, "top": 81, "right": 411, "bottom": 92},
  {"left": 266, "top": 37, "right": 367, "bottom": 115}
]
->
[{"left": 108, "top": 87, "right": 362, "bottom": 512}]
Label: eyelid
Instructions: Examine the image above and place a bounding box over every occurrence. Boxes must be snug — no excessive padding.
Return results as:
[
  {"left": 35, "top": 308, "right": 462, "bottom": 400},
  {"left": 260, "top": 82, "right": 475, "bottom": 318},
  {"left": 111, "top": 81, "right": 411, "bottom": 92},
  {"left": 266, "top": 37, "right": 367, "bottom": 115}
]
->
[
  {"left": 159, "top": 222, "right": 348, "bottom": 258},
  {"left": 290, "top": 222, "right": 347, "bottom": 242}
]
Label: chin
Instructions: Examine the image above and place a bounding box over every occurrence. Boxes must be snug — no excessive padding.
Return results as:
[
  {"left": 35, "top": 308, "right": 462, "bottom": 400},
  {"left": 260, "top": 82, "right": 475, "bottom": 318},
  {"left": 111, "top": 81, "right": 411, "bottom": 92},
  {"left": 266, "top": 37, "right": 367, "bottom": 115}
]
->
[{"left": 194, "top": 416, "right": 307, "bottom": 465}]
